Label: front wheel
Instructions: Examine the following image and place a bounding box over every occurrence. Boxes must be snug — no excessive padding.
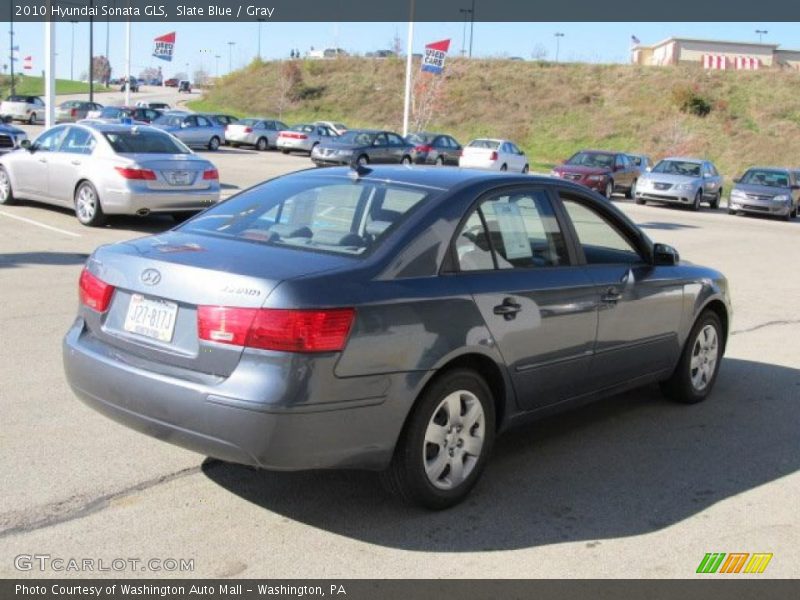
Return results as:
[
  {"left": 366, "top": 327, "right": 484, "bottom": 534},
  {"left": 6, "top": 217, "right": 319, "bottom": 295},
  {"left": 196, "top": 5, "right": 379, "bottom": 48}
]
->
[
  {"left": 604, "top": 180, "right": 614, "bottom": 199},
  {"left": 255, "top": 137, "right": 268, "bottom": 151},
  {"left": 626, "top": 179, "right": 637, "bottom": 199},
  {"left": 710, "top": 190, "right": 721, "bottom": 209},
  {"left": 207, "top": 136, "right": 220, "bottom": 151},
  {"left": 691, "top": 189, "right": 702, "bottom": 211},
  {"left": 0, "top": 166, "right": 17, "bottom": 205},
  {"left": 28, "top": 113, "right": 36, "bottom": 125},
  {"left": 660, "top": 310, "right": 723, "bottom": 404},
  {"left": 401, "top": 155, "right": 412, "bottom": 166},
  {"left": 74, "top": 181, "right": 106, "bottom": 227},
  {"left": 522, "top": 164, "right": 530, "bottom": 174},
  {"left": 381, "top": 369, "right": 496, "bottom": 509}
]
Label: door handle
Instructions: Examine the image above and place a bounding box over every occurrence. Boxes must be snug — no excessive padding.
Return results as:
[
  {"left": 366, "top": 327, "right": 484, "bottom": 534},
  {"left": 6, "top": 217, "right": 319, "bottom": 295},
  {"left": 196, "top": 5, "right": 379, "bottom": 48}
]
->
[
  {"left": 601, "top": 287, "right": 623, "bottom": 304},
  {"left": 493, "top": 298, "right": 522, "bottom": 320},
  {"left": 37, "top": 158, "right": 47, "bottom": 163},
  {"left": 70, "top": 160, "right": 81, "bottom": 166}
]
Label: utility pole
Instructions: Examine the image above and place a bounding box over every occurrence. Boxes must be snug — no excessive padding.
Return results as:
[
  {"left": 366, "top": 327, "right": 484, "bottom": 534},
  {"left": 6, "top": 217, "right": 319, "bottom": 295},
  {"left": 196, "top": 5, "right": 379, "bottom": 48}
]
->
[
  {"left": 70, "top": 21, "right": 76, "bottom": 80},
  {"left": 468, "top": 0, "right": 475, "bottom": 58},
  {"left": 44, "top": 1, "right": 55, "bottom": 127},
  {"left": 459, "top": 8, "right": 472, "bottom": 56},
  {"left": 554, "top": 32, "right": 564, "bottom": 62},
  {"left": 214, "top": 54, "right": 220, "bottom": 78},
  {"left": 9, "top": 7, "right": 14, "bottom": 95},
  {"left": 227, "top": 41, "right": 236, "bottom": 73},
  {"left": 88, "top": 0, "right": 94, "bottom": 102},
  {"left": 124, "top": 18, "right": 131, "bottom": 106},
  {"left": 257, "top": 19, "right": 265, "bottom": 59},
  {"left": 402, "top": 0, "right": 415, "bottom": 137}
]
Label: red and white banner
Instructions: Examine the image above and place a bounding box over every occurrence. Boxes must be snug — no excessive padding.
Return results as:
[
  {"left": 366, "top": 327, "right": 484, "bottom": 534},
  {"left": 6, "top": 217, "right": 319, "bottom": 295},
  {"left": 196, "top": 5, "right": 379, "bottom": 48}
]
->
[
  {"left": 735, "top": 56, "right": 761, "bottom": 70},
  {"left": 22, "top": 56, "right": 32, "bottom": 70},
  {"left": 703, "top": 54, "right": 727, "bottom": 70},
  {"left": 421, "top": 39, "right": 451, "bottom": 74},
  {"left": 152, "top": 32, "right": 176, "bottom": 62}
]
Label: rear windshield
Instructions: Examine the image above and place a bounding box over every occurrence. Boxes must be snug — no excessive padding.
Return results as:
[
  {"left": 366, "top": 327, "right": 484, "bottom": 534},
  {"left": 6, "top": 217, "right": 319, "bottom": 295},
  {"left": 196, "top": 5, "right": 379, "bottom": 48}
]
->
[
  {"left": 292, "top": 124, "right": 315, "bottom": 132},
  {"left": 467, "top": 139, "right": 500, "bottom": 149},
  {"left": 741, "top": 169, "right": 791, "bottom": 187},
  {"left": 103, "top": 129, "right": 191, "bottom": 154},
  {"left": 100, "top": 107, "right": 128, "bottom": 118},
  {"left": 566, "top": 152, "right": 615, "bottom": 168},
  {"left": 237, "top": 118, "right": 259, "bottom": 126},
  {"left": 652, "top": 160, "right": 702, "bottom": 177},
  {"left": 406, "top": 133, "right": 432, "bottom": 144},
  {"left": 180, "top": 176, "right": 432, "bottom": 256},
  {"left": 6, "top": 95, "right": 36, "bottom": 103}
]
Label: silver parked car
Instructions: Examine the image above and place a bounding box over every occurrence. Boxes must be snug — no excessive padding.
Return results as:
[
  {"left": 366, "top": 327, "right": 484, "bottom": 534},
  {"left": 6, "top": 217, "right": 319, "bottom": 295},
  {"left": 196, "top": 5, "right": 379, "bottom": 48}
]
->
[
  {"left": 1, "top": 95, "right": 45, "bottom": 124},
  {"left": 151, "top": 113, "right": 225, "bottom": 151},
  {"left": 313, "top": 120, "right": 348, "bottom": 135},
  {"left": 729, "top": 167, "right": 799, "bottom": 221},
  {"left": 635, "top": 157, "right": 723, "bottom": 211},
  {"left": 0, "top": 123, "right": 220, "bottom": 226},
  {"left": 225, "top": 118, "right": 289, "bottom": 151},
  {"left": 56, "top": 101, "right": 104, "bottom": 123},
  {"left": 277, "top": 123, "right": 338, "bottom": 155}
]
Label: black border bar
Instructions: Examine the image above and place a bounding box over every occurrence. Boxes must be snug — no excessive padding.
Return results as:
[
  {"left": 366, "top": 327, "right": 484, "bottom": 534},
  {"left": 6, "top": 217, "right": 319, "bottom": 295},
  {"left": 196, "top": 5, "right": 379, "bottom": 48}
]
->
[{"left": 6, "top": 0, "right": 800, "bottom": 22}]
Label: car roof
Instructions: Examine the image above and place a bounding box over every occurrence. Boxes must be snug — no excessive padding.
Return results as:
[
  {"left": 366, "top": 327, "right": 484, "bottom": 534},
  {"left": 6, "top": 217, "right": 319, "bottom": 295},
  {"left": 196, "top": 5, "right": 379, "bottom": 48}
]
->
[
  {"left": 660, "top": 156, "right": 706, "bottom": 163},
  {"left": 78, "top": 122, "right": 162, "bottom": 134},
  {"left": 744, "top": 166, "right": 790, "bottom": 172}
]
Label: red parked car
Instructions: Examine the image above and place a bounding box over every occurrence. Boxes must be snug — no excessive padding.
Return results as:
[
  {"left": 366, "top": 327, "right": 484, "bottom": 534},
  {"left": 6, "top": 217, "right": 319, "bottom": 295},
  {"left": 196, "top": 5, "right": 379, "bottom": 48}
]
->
[
  {"left": 164, "top": 78, "right": 179, "bottom": 88},
  {"left": 551, "top": 150, "right": 640, "bottom": 199}
]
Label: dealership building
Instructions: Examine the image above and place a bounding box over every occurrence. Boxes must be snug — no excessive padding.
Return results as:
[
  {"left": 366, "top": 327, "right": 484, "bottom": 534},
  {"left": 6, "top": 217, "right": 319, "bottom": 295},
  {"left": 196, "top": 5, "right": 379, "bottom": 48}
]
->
[{"left": 631, "top": 37, "right": 800, "bottom": 70}]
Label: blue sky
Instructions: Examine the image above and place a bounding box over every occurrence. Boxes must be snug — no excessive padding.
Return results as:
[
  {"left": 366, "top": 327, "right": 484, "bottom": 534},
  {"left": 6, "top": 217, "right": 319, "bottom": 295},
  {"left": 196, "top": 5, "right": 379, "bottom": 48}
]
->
[{"left": 3, "top": 21, "right": 798, "bottom": 80}]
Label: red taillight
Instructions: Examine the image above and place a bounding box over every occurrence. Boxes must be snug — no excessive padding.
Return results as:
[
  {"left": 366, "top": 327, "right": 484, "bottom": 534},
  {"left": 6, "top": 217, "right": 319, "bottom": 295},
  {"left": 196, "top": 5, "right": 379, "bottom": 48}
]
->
[
  {"left": 70, "top": 108, "right": 78, "bottom": 117},
  {"left": 197, "top": 307, "right": 355, "bottom": 353},
  {"left": 489, "top": 151, "right": 498, "bottom": 161},
  {"left": 115, "top": 166, "right": 157, "bottom": 180},
  {"left": 414, "top": 144, "right": 433, "bottom": 153},
  {"left": 202, "top": 168, "right": 219, "bottom": 180},
  {"left": 282, "top": 132, "right": 307, "bottom": 139},
  {"left": 243, "top": 127, "right": 253, "bottom": 133},
  {"left": 79, "top": 268, "right": 114, "bottom": 312}
]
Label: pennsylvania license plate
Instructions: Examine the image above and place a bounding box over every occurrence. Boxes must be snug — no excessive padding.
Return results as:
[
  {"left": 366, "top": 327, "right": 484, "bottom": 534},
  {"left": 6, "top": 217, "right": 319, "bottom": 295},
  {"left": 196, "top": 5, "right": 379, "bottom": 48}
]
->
[
  {"left": 167, "top": 170, "right": 192, "bottom": 186},
  {"left": 123, "top": 294, "right": 178, "bottom": 342}
]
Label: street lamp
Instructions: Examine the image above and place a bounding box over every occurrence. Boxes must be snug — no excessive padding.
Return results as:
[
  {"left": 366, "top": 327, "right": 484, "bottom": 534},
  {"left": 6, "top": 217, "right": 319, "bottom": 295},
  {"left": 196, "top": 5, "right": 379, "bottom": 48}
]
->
[
  {"left": 755, "top": 29, "right": 768, "bottom": 44},
  {"left": 459, "top": 8, "right": 473, "bottom": 57},
  {"left": 70, "top": 20, "right": 77, "bottom": 80},
  {"left": 214, "top": 54, "right": 221, "bottom": 78},
  {"left": 468, "top": 0, "right": 475, "bottom": 58},
  {"left": 554, "top": 32, "right": 565, "bottom": 62},
  {"left": 227, "top": 41, "right": 236, "bottom": 73}
]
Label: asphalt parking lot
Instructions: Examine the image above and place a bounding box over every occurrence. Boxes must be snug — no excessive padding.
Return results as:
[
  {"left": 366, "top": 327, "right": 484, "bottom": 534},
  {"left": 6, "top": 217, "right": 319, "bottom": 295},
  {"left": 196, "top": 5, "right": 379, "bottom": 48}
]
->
[{"left": 1, "top": 89, "right": 798, "bottom": 578}]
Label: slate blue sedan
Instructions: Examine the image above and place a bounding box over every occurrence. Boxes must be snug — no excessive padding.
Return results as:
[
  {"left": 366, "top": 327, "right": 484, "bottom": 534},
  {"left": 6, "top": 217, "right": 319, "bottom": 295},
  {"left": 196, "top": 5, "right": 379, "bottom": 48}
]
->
[
  {"left": 152, "top": 113, "right": 226, "bottom": 151},
  {"left": 63, "top": 166, "right": 731, "bottom": 509}
]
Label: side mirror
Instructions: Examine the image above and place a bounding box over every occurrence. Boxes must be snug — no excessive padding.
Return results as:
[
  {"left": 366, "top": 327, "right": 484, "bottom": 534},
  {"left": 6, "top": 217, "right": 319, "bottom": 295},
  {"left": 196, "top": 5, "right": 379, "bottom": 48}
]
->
[
  {"left": 645, "top": 166, "right": 652, "bottom": 172},
  {"left": 732, "top": 177, "right": 741, "bottom": 183},
  {"left": 653, "top": 243, "right": 680, "bottom": 266},
  {"left": 20, "top": 139, "right": 32, "bottom": 151}
]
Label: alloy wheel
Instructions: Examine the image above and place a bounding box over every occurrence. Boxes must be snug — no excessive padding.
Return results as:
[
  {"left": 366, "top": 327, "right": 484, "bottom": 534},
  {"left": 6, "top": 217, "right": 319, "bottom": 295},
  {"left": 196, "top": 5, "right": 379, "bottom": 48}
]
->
[
  {"left": 423, "top": 390, "right": 485, "bottom": 491},
  {"left": 689, "top": 324, "right": 719, "bottom": 392},
  {"left": 76, "top": 185, "right": 97, "bottom": 223},
  {"left": 0, "top": 170, "right": 10, "bottom": 202}
]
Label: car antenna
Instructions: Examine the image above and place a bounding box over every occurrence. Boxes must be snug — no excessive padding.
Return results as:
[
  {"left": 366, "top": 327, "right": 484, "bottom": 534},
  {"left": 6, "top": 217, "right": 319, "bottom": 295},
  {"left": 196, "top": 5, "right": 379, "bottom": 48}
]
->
[{"left": 348, "top": 158, "right": 372, "bottom": 180}]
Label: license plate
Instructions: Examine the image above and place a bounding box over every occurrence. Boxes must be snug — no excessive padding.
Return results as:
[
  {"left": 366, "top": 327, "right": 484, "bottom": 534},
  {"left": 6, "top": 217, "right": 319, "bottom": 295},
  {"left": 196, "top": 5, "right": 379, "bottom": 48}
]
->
[
  {"left": 166, "top": 170, "right": 192, "bottom": 186},
  {"left": 123, "top": 294, "right": 178, "bottom": 342}
]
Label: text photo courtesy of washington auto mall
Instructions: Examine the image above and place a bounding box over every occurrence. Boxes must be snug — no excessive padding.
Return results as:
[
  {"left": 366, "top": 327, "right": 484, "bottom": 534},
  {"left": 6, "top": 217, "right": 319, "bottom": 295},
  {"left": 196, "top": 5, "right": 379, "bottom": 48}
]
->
[{"left": 1, "top": 0, "right": 799, "bottom": 598}]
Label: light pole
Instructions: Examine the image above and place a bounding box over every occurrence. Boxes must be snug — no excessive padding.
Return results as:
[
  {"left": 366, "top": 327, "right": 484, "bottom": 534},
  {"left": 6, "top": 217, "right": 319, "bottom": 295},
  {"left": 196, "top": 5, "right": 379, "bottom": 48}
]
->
[
  {"left": 70, "top": 20, "right": 76, "bottom": 80},
  {"left": 554, "top": 32, "right": 564, "bottom": 62},
  {"left": 755, "top": 29, "right": 768, "bottom": 44},
  {"left": 459, "top": 8, "right": 472, "bottom": 56},
  {"left": 468, "top": 0, "right": 475, "bottom": 58},
  {"left": 257, "top": 18, "right": 265, "bottom": 59},
  {"left": 227, "top": 41, "right": 236, "bottom": 73},
  {"left": 214, "top": 54, "right": 220, "bottom": 78}
]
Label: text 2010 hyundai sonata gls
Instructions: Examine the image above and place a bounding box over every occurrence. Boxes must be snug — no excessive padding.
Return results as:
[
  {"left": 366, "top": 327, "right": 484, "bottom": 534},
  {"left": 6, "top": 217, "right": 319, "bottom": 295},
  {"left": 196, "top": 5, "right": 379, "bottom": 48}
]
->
[{"left": 64, "top": 166, "right": 731, "bottom": 509}]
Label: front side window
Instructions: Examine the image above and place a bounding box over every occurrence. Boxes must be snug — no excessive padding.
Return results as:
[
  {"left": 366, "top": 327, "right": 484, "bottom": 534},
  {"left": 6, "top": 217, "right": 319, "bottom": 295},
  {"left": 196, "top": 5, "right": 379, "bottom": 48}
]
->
[
  {"left": 180, "top": 177, "right": 431, "bottom": 256},
  {"left": 456, "top": 190, "right": 570, "bottom": 271},
  {"left": 34, "top": 127, "right": 68, "bottom": 152},
  {"left": 61, "top": 127, "right": 96, "bottom": 155},
  {"left": 561, "top": 198, "right": 642, "bottom": 265}
]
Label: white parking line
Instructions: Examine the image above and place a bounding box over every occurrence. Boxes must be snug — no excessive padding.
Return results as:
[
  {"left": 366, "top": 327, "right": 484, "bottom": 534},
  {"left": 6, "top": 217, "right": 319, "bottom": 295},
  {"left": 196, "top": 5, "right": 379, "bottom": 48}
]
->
[{"left": 0, "top": 211, "right": 82, "bottom": 238}]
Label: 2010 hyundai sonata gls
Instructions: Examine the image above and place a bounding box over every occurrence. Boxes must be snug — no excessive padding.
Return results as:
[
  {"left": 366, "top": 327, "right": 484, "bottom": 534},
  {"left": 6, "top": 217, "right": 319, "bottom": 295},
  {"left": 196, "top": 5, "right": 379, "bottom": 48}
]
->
[{"left": 64, "top": 166, "right": 731, "bottom": 509}]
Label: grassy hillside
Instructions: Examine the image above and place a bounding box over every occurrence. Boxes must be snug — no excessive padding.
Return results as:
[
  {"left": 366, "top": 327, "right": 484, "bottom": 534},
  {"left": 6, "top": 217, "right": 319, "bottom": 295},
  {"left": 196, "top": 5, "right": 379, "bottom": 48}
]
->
[
  {"left": 190, "top": 58, "right": 800, "bottom": 176},
  {"left": 0, "top": 75, "right": 110, "bottom": 98}
]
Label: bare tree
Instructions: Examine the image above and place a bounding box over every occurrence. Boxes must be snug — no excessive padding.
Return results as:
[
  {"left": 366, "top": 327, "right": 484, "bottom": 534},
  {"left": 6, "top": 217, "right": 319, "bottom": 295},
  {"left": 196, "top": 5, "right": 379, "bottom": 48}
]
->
[
  {"left": 92, "top": 56, "right": 111, "bottom": 84},
  {"left": 139, "top": 67, "right": 160, "bottom": 83},
  {"left": 193, "top": 69, "right": 210, "bottom": 87},
  {"left": 531, "top": 44, "right": 548, "bottom": 61},
  {"left": 274, "top": 61, "right": 303, "bottom": 119}
]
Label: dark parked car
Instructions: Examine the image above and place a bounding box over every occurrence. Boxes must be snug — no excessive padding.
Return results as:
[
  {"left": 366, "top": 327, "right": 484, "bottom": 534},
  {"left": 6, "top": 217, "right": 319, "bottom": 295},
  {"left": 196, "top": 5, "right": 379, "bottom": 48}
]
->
[
  {"left": 311, "top": 129, "right": 413, "bottom": 167},
  {"left": 120, "top": 78, "right": 139, "bottom": 93},
  {"left": 552, "top": 150, "right": 639, "bottom": 199},
  {"left": 406, "top": 132, "right": 462, "bottom": 166},
  {"left": 178, "top": 80, "right": 192, "bottom": 93},
  {"left": 63, "top": 166, "right": 731, "bottom": 509},
  {"left": 729, "top": 167, "right": 799, "bottom": 221},
  {"left": 88, "top": 106, "right": 162, "bottom": 124}
]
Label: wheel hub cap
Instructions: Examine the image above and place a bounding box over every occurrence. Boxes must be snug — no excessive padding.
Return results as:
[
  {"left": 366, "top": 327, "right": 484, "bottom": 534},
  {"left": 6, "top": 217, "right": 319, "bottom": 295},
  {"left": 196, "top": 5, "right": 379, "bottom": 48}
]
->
[{"left": 690, "top": 324, "right": 719, "bottom": 391}]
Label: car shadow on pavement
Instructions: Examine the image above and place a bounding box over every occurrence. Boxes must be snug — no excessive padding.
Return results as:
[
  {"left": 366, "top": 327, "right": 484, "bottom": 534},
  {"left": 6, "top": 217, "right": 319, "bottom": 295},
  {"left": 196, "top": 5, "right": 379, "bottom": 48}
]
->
[
  {"left": 0, "top": 251, "right": 89, "bottom": 268},
  {"left": 203, "top": 358, "right": 800, "bottom": 551},
  {"left": 637, "top": 221, "right": 701, "bottom": 231}
]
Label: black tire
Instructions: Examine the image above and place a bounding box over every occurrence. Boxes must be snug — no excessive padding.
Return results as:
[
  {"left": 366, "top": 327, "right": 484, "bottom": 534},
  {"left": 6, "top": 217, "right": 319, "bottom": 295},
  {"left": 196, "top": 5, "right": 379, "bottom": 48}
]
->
[
  {"left": 660, "top": 310, "right": 723, "bottom": 404},
  {"left": 28, "top": 113, "right": 36, "bottom": 125},
  {"left": 691, "top": 189, "right": 702, "bottom": 211},
  {"left": 791, "top": 204, "right": 798, "bottom": 219},
  {"left": 0, "top": 166, "right": 17, "bottom": 206},
  {"left": 635, "top": 197, "right": 646, "bottom": 205},
  {"left": 207, "top": 136, "right": 220, "bottom": 151},
  {"left": 74, "top": 181, "right": 106, "bottom": 227},
  {"left": 604, "top": 180, "right": 614, "bottom": 199},
  {"left": 435, "top": 156, "right": 444, "bottom": 166},
  {"left": 357, "top": 154, "right": 369, "bottom": 166},
  {"left": 710, "top": 190, "right": 721, "bottom": 209},
  {"left": 280, "top": 148, "right": 289, "bottom": 154},
  {"left": 500, "top": 164, "right": 508, "bottom": 172},
  {"left": 381, "top": 368, "right": 496, "bottom": 510},
  {"left": 255, "top": 137, "right": 268, "bottom": 151},
  {"left": 401, "top": 155, "right": 412, "bottom": 166},
  {"left": 626, "top": 179, "right": 637, "bottom": 199},
  {"left": 309, "top": 142, "right": 319, "bottom": 156},
  {"left": 522, "top": 164, "right": 530, "bottom": 174},
  {"left": 728, "top": 208, "right": 737, "bottom": 215}
]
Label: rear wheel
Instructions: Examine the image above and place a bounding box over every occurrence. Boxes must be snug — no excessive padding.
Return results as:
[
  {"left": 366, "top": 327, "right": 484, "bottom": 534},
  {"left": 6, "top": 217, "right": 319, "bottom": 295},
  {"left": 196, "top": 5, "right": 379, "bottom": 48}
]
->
[
  {"left": 604, "top": 180, "right": 614, "bottom": 199},
  {"left": 500, "top": 164, "right": 508, "bottom": 172},
  {"left": 74, "top": 181, "right": 106, "bottom": 227},
  {"left": 435, "top": 156, "right": 444, "bottom": 166},
  {"left": 710, "top": 190, "right": 721, "bottom": 209},
  {"left": 660, "top": 311, "right": 723, "bottom": 404},
  {"left": 381, "top": 369, "right": 495, "bottom": 509},
  {"left": 626, "top": 179, "right": 637, "bottom": 199},
  {"left": 691, "top": 189, "right": 702, "bottom": 211},
  {"left": 0, "top": 167, "right": 17, "bottom": 205},
  {"left": 401, "top": 155, "right": 412, "bottom": 166},
  {"left": 28, "top": 113, "right": 36, "bottom": 125},
  {"left": 522, "top": 164, "right": 530, "bottom": 174},
  {"left": 207, "top": 136, "right": 220, "bottom": 151},
  {"left": 255, "top": 137, "right": 268, "bottom": 151}
]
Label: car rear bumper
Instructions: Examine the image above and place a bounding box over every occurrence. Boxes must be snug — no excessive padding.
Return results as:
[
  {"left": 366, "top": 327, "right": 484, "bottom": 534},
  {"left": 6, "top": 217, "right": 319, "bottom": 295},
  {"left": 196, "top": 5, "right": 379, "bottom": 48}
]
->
[
  {"left": 63, "top": 319, "right": 407, "bottom": 471},
  {"left": 100, "top": 187, "right": 220, "bottom": 215},
  {"left": 277, "top": 139, "right": 312, "bottom": 152}
]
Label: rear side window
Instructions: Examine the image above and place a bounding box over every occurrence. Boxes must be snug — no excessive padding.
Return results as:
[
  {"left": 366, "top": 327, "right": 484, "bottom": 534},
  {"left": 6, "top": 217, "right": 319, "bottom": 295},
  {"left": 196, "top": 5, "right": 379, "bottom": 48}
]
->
[
  {"left": 561, "top": 198, "right": 642, "bottom": 265},
  {"left": 456, "top": 189, "right": 570, "bottom": 271},
  {"left": 181, "top": 177, "right": 431, "bottom": 256}
]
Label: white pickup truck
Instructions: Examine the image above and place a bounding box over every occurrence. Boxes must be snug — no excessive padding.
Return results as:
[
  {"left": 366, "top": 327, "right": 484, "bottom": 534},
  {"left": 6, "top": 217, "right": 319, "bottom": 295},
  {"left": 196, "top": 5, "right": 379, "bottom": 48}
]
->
[{"left": 1, "top": 95, "right": 46, "bottom": 124}]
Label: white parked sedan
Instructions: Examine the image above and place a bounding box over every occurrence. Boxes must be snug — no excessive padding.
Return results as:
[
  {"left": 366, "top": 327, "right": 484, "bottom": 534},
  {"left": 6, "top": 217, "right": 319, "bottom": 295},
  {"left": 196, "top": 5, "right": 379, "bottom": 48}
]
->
[
  {"left": 1, "top": 95, "right": 46, "bottom": 124},
  {"left": 0, "top": 122, "right": 220, "bottom": 226},
  {"left": 277, "top": 123, "right": 338, "bottom": 155},
  {"left": 459, "top": 138, "right": 529, "bottom": 173},
  {"left": 225, "top": 118, "right": 289, "bottom": 151}
]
